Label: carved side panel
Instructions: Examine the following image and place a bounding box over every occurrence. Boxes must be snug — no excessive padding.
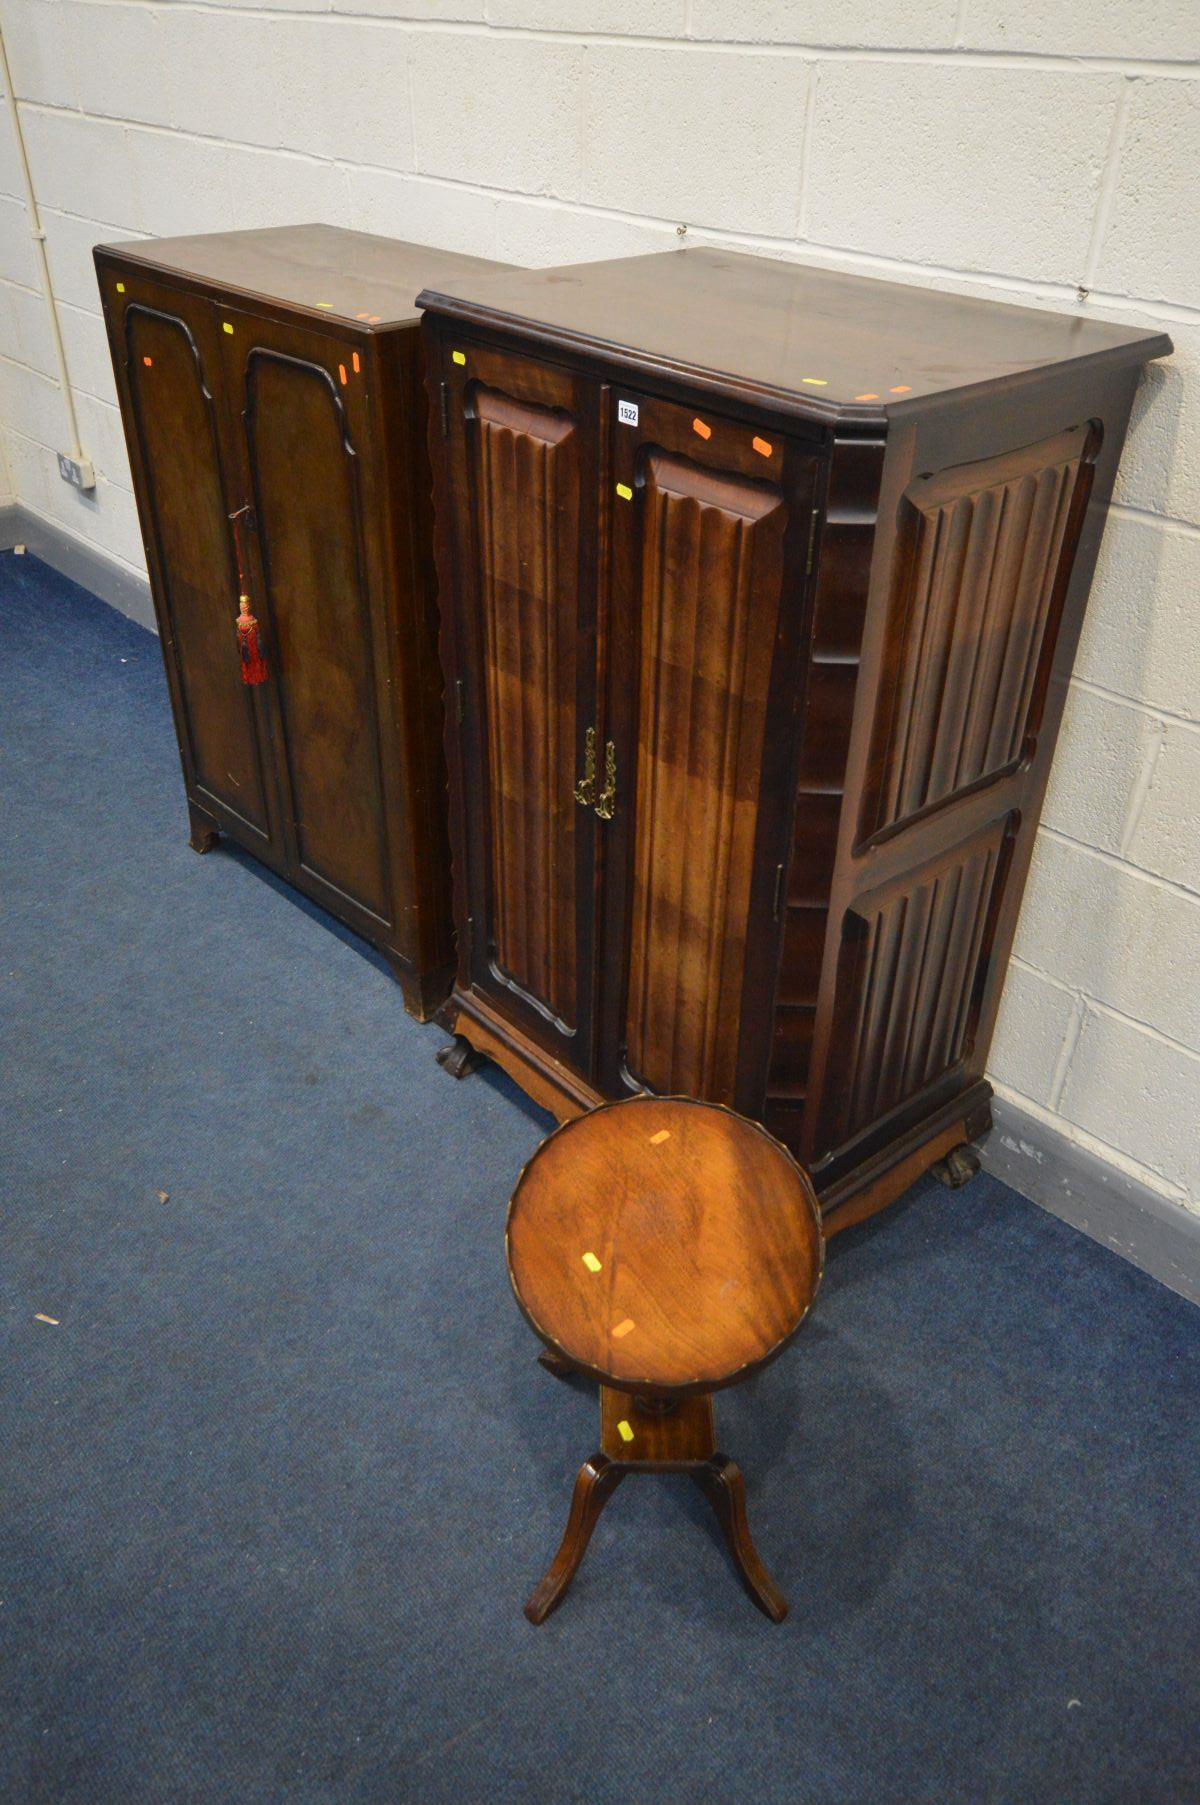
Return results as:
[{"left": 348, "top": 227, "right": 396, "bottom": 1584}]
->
[
  {"left": 124, "top": 304, "right": 269, "bottom": 835},
  {"left": 474, "top": 384, "right": 580, "bottom": 1027},
  {"left": 861, "top": 424, "right": 1096, "bottom": 842},
  {"left": 623, "top": 451, "right": 786, "bottom": 1103},
  {"left": 818, "top": 816, "right": 1014, "bottom": 1151}
]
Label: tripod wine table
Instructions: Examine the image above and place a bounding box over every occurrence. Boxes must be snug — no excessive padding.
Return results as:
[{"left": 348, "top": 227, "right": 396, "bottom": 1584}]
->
[{"left": 507, "top": 1096, "right": 824, "bottom": 1623}]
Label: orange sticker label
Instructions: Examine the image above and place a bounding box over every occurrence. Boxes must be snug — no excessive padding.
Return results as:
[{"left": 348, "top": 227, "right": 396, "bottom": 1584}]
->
[
  {"left": 649, "top": 1129, "right": 670, "bottom": 1145},
  {"left": 142, "top": 355, "right": 153, "bottom": 367},
  {"left": 338, "top": 363, "right": 347, "bottom": 386},
  {"left": 352, "top": 351, "right": 361, "bottom": 374},
  {"left": 752, "top": 436, "right": 773, "bottom": 458},
  {"left": 890, "top": 385, "right": 912, "bottom": 394},
  {"left": 612, "top": 1318, "right": 636, "bottom": 1339},
  {"left": 855, "top": 393, "right": 880, "bottom": 401},
  {"left": 692, "top": 418, "right": 712, "bottom": 440}
]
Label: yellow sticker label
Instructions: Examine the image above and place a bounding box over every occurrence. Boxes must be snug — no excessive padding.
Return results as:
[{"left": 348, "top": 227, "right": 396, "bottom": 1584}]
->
[
  {"left": 34, "top": 1313, "right": 59, "bottom": 1325},
  {"left": 612, "top": 1318, "right": 636, "bottom": 1339},
  {"left": 223, "top": 322, "right": 234, "bottom": 335},
  {"left": 801, "top": 376, "right": 828, "bottom": 386},
  {"left": 316, "top": 301, "right": 334, "bottom": 310},
  {"left": 115, "top": 282, "right": 125, "bottom": 294},
  {"left": 582, "top": 1251, "right": 602, "bottom": 1273},
  {"left": 616, "top": 482, "right": 633, "bottom": 501},
  {"left": 649, "top": 1129, "right": 670, "bottom": 1145},
  {"left": 452, "top": 350, "right": 467, "bottom": 366},
  {"left": 617, "top": 1420, "right": 634, "bottom": 1443}
]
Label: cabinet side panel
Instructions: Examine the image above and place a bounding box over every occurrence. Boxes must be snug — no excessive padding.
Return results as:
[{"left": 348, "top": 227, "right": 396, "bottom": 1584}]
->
[
  {"left": 475, "top": 384, "right": 580, "bottom": 1027},
  {"left": 804, "top": 367, "right": 1139, "bottom": 1204},
  {"left": 860, "top": 424, "right": 1093, "bottom": 842},
  {"left": 246, "top": 349, "right": 389, "bottom": 921},
  {"left": 820, "top": 815, "right": 1014, "bottom": 1150},
  {"left": 124, "top": 305, "right": 268, "bottom": 833},
  {"left": 624, "top": 452, "right": 786, "bottom": 1103}
]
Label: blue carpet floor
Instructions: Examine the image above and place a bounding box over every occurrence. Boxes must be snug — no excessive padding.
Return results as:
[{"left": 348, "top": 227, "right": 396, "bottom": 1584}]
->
[{"left": 2, "top": 550, "right": 1198, "bottom": 1804}]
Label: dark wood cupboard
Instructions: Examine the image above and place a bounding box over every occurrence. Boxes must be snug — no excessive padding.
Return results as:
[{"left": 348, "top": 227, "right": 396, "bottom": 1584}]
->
[
  {"left": 96, "top": 225, "right": 504, "bottom": 1018},
  {"left": 420, "top": 249, "right": 1170, "bottom": 1229}
]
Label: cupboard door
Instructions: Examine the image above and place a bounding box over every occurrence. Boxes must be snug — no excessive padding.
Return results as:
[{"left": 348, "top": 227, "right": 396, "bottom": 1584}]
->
[
  {"left": 109, "top": 279, "right": 274, "bottom": 843},
  {"left": 600, "top": 393, "right": 821, "bottom": 1108},
  {"left": 439, "top": 339, "right": 600, "bottom": 1073},
  {"left": 221, "top": 308, "right": 394, "bottom": 932}
]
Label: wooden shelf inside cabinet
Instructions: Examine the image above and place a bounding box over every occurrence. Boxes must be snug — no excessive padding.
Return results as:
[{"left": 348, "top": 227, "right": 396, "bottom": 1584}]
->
[
  {"left": 417, "top": 247, "right": 1171, "bottom": 1228},
  {"left": 96, "top": 225, "right": 509, "bottom": 1020}
]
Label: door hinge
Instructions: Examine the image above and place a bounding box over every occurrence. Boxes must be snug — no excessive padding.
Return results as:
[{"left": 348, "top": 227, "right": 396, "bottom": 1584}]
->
[
  {"left": 805, "top": 507, "right": 820, "bottom": 579},
  {"left": 773, "top": 863, "right": 785, "bottom": 920},
  {"left": 440, "top": 381, "right": 450, "bottom": 436}
]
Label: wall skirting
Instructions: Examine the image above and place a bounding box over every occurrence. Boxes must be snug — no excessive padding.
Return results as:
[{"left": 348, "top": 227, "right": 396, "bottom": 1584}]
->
[
  {"left": 983, "top": 1095, "right": 1200, "bottom": 1308},
  {"left": 0, "top": 503, "right": 154, "bottom": 632}
]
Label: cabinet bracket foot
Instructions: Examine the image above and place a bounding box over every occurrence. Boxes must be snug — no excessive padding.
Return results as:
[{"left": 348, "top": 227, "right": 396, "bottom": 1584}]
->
[
  {"left": 931, "top": 1143, "right": 982, "bottom": 1190},
  {"left": 436, "top": 1034, "right": 482, "bottom": 1081}
]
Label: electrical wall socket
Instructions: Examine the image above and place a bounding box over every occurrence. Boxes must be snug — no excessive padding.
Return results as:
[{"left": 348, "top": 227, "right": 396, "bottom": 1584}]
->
[{"left": 58, "top": 452, "right": 95, "bottom": 492}]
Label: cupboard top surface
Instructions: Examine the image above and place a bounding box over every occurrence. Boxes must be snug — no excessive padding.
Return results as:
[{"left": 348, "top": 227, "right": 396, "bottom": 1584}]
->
[
  {"left": 95, "top": 224, "right": 506, "bottom": 330},
  {"left": 418, "top": 247, "right": 1171, "bottom": 419}
]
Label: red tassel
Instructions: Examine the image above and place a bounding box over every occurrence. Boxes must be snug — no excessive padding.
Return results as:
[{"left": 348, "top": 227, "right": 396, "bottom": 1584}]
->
[{"left": 236, "top": 597, "right": 268, "bottom": 685}]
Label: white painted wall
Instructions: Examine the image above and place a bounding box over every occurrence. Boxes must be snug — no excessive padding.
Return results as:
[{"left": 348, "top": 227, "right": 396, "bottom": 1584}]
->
[{"left": 1, "top": 1, "right": 1197, "bottom": 1213}]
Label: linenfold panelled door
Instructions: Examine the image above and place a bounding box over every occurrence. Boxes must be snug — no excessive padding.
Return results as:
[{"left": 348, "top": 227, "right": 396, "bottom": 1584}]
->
[
  {"left": 441, "top": 339, "right": 822, "bottom": 1109},
  {"left": 443, "top": 341, "right": 602, "bottom": 1075},
  {"left": 598, "top": 392, "right": 823, "bottom": 1111}
]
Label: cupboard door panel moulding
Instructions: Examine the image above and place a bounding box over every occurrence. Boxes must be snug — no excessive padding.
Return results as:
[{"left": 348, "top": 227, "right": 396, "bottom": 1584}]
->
[
  {"left": 441, "top": 341, "right": 600, "bottom": 1076},
  {"left": 420, "top": 248, "right": 1170, "bottom": 1231},
  {"left": 120, "top": 285, "right": 275, "bottom": 848},
  {"left": 97, "top": 224, "right": 510, "bottom": 1020}
]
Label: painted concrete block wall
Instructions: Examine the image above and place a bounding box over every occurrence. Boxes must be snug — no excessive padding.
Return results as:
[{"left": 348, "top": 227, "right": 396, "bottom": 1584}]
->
[{"left": 1, "top": 1, "right": 1197, "bottom": 1213}]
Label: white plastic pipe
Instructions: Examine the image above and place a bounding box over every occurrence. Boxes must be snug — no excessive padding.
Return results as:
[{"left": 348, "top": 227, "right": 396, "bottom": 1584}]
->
[{"left": 0, "top": 6, "right": 85, "bottom": 462}]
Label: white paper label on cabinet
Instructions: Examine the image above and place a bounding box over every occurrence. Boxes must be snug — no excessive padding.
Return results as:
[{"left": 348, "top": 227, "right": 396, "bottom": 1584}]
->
[{"left": 618, "top": 399, "right": 639, "bottom": 427}]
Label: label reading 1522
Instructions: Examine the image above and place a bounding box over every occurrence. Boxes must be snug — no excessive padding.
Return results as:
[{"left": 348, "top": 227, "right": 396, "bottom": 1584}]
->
[{"left": 618, "top": 400, "right": 639, "bottom": 427}]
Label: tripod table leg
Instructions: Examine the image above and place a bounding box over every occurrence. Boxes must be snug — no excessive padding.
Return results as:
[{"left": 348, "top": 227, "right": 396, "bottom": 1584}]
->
[
  {"left": 692, "top": 1453, "right": 788, "bottom": 1623},
  {"left": 524, "top": 1454, "right": 625, "bottom": 1625}
]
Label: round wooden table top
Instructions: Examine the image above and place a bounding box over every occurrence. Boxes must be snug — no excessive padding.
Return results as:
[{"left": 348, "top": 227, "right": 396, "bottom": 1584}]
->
[{"left": 506, "top": 1096, "right": 824, "bottom": 1396}]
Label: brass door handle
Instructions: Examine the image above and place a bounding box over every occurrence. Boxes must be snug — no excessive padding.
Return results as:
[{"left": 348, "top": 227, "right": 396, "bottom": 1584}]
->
[
  {"left": 595, "top": 740, "right": 616, "bottom": 820},
  {"left": 574, "top": 726, "right": 596, "bottom": 807}
]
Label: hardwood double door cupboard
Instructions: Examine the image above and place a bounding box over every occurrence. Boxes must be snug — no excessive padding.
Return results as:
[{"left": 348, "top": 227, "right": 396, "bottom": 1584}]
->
[
  {"left": 420, "top": 249, "right": 1170, "bottom": 1230},
  {"left": 96, "top": 225, "right": 504, "bottom": 1019}
]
